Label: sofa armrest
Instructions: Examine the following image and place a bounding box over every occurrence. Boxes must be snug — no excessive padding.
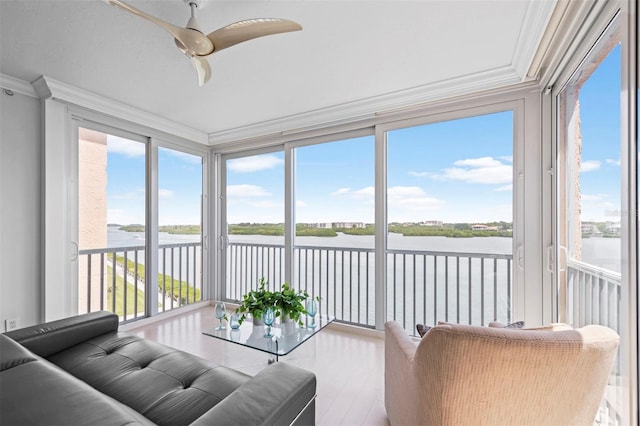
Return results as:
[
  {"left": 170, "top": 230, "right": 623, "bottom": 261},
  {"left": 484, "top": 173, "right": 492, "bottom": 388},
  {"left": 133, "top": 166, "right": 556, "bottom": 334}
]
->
[
  {"left": 191, "top": 362, "right": 316, "bottom": 426},
  {"left": 3, "top": 311, "right": 119, "bottom": 357}
]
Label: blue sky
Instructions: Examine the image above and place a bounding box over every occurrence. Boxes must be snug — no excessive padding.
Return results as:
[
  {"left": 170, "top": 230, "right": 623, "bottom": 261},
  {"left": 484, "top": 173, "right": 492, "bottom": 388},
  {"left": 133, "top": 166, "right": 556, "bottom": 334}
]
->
[
  {"left": 576, "top": 44, "right": 621, "bottom": 222},
  {"left": 105, "top": 142, "right": 202, "bottom": 226},
  {"left": 105, "top": 44, "right": 620, "bottom": 227}
]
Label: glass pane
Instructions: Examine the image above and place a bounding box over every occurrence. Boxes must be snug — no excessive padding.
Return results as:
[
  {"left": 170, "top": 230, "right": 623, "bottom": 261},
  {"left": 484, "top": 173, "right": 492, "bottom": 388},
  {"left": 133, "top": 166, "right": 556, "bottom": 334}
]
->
[
  {"left": 294, "top": 136, "right": 376, "bottom": 327},
  {"left": 158, "top": 147, "right": 203, "bottom": 312},
  {"left": 78, "top": 128, "right": 146, "bottom": 320},
  {"left": 386, "top": 111, "right": 514, "bottom": 333},
  {"left": 225, "top": 152, "right": 285, "bottom": 300},
  {"left": 557, "top": 17, "right": 621, "bottom": 423}
]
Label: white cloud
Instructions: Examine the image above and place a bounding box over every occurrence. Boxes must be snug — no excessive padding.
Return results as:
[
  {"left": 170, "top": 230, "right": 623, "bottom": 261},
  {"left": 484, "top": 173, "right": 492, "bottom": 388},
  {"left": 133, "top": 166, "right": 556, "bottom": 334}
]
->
[
  {"left": 581, "top": 193, "right": 607, "bottom": 202},
  {"left": 110, "top": 188, "right": 145, "bottom": 200},
  {"left": 388, "top": 186, "right": 445, "bottom": 211},
  {"left": 165, "top": 149, "right": 202, "bottom": 164},
  {"left": 107, "top": 135, "right": 146, "bottom": 157},
  {"left": 352, "top": 186, "right": 375, "bottom": 199},
  {"left": 494, "top": 184, "right": 512, "bottom": 192},
  {"left": 228, "top": 155, "right": 283, "bottom": 173},
  {"left": 453, "top": 157, "right": 503, "bottom": 168},
  {"left": 606, "top": 158, "right": 621, "bottom": 166},
  {"left": 408, "top": 171, "right": 431, "bottom": 177},
  {"left": 330, "top": 187, "right": 351, "bottom": 196},
  {"left": 159, "top": 189, "right": 173, "bottom": 198},
  {"left": 227, "top": 184, "right": 271, "bottom": 198},
  {"left": 432, "top": 156, "right": 512, "bottom": 184},
  {"left": 296, "top": 200, "right": 308, "bottom": 208},
  {"left": 581, "top": 160, "right": 601, "bottom": 172}
]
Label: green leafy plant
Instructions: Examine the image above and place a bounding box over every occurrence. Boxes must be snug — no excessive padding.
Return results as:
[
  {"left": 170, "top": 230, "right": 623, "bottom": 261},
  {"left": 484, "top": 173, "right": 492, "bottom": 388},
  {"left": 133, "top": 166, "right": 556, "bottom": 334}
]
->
[
  {"left": 235, "top": 278, "right": 311, "bottom": 327},
  {"left": 235, "top": 277, "right": 276, "bottom": 325},
  {"left": 274, "top": 282, "right": 309, "bottom": 326}
]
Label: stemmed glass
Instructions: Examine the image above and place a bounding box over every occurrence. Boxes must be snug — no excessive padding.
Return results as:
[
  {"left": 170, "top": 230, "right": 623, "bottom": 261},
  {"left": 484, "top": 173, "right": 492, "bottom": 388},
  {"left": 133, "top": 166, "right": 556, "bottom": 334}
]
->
[
  {"left": 214, "top": 302, "right": 226, "bottom": 330},
  {"left": 263, "top": 307, "right": 275, "bottom": 338},
  {"left": 306, "top": 299, "right": 318, "bottom": 329}
]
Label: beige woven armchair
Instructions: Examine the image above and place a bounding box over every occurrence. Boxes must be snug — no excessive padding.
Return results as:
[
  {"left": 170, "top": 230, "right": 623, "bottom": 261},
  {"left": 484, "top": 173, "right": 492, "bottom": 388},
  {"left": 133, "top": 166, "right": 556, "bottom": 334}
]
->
[{"left": 385, "top": 321, "right": 619, "bottom": 425}]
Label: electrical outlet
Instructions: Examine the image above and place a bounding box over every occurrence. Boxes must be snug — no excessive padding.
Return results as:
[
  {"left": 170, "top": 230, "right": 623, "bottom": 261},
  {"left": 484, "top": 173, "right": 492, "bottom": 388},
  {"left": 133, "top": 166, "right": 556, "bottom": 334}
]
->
[{"left": 5, "top": 318, "right": 17, "bottom": 331}]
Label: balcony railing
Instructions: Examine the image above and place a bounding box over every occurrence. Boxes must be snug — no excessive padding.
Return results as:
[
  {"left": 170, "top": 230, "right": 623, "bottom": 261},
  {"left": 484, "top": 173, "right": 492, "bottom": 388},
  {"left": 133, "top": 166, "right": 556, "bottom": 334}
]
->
[
  {"left": 566, "top": 259, "right": 622, "bottom": 425},
  {"left": 225, "top": 242, "right": 514, "bottom": 335},
  {"left": 566, "top": 259, "right": 621, "bottom": 333},
  {"left": 78, "top": 242, "right": 203, "bottom": 322}
]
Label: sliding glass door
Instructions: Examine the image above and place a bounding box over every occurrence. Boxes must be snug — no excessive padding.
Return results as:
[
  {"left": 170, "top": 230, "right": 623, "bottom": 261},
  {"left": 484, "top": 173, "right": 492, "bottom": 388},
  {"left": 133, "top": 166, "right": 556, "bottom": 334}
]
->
[
  {"left": 77, "top": 127, "right": 147, "bottom": 320},
  {"left": 554, "top": 12, "right": 626, "bottom": 423},
  {"left": 76, "top": 124, "right": 206, "bottom": 322}
]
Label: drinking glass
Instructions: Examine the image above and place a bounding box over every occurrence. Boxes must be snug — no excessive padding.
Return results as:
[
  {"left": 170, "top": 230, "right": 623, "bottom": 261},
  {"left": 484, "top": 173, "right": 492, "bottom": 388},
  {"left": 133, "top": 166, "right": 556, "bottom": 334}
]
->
[
  {"left": 263, "top": 307, "right": 275, "bottom": 338},
  {"left": 306, "top": 299, "right": 318, "bottom": 328},
  {"left": 230, "top": 313, "right": 240, "bottom": 329},
  {"left": 215, "top": 302, "right": 226, "bottom": 330}
]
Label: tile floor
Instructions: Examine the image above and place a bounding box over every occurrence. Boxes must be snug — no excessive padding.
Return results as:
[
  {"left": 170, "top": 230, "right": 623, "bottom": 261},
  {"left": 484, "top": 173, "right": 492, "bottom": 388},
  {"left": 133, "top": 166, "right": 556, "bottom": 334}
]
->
[{"left": 123, "top": 305, "right": 390, "bottom": 426}]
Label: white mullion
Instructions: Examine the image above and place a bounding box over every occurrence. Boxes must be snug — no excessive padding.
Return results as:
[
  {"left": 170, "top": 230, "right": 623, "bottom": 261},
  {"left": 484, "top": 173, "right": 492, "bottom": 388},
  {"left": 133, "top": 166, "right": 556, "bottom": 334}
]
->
[
  {"left": 374, "top": 125, "right": 388, "bottom": 330},
  {"left": 146, "top": 138, "right": 159, "bottom": 317}
]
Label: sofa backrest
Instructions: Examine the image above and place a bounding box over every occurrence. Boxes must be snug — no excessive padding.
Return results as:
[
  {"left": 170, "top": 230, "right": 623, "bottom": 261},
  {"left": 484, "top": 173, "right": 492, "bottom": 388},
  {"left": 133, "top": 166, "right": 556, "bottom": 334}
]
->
[{"left": 4, "top": 311, "right": 119, "bottom": 357}]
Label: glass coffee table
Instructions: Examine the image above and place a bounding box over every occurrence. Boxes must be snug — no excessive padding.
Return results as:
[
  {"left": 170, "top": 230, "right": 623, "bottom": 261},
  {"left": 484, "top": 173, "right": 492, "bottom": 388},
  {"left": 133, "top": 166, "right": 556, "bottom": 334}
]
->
[{"left": 203, "top": 315, "right": 334, "bottom": 362}]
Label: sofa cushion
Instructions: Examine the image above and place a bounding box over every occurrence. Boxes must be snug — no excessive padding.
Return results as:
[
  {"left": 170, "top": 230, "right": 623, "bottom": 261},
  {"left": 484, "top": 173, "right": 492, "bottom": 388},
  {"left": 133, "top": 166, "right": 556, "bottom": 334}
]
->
[
  {"left": 0, "top": 334, "right": 153, "bottom": 426},
  {"left": 48, "top": 331, "right": 251, "bottom": 426}
]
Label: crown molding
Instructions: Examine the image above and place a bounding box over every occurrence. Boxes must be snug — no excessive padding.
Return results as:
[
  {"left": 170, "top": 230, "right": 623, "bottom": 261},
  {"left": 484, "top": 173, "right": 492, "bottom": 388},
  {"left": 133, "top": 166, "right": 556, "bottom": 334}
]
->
[
  {"left": 512, "top": 0, "right": 558, "bottom": 80},
  {"left": 208, "top": 65, "right": 522, "bottom": 145},
  {"left": 0, "top": 74, "right": 38, "bottom": 98},
  {"left": 32, "top": 76, "right": 208, "bottom": 144}
]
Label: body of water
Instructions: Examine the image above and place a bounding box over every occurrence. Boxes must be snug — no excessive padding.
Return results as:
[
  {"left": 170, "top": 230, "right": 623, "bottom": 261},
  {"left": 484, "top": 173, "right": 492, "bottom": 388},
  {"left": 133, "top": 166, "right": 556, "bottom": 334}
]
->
[{"left": 108, "top": 226, "right": 621, "bottom": 273}]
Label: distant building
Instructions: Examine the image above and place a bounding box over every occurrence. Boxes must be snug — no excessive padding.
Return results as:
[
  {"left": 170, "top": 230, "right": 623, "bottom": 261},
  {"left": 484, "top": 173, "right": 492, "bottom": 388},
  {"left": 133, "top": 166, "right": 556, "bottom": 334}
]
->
[
  {"left": 420, "top": 220, "right": 443, "bottom": 227},
  {"left": 606, "top": 222, "right": 621, "bottom": 234},
  {"left": 333, "top": 222, "right": 365, "bottom": 229},
  {"left": 472, "top": 224, "right": 499, "bottom": 231},
  {"left": 311, "top": 222, "right": 365, "bottom": 229}
]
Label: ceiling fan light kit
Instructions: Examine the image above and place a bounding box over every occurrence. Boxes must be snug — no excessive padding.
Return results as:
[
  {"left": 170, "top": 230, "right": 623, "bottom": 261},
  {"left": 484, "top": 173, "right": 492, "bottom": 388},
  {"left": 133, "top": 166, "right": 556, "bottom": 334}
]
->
[{"left": 104, "top": 0, "right": 302, "bottom": 86}]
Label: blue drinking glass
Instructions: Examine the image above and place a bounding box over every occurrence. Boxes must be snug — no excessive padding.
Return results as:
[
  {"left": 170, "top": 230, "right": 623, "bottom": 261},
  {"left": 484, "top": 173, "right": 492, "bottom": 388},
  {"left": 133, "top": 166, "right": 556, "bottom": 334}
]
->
[
  {"left": 306, "top": 299, "right": 318, "bottom": 328},
  {"left": 263, "top": 307, "right": 275, "bottom": 337},
  {"left": 214, "top": 302, "right": 226, "bottom": 330}
]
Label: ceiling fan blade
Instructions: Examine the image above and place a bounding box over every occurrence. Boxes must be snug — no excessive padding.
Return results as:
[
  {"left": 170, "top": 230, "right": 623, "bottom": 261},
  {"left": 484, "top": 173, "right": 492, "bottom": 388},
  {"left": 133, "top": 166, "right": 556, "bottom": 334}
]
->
[
  {"left": 207, "top": 18, "right": 302, "bottom": 52},
  {"left": 105, "top": 0, "right": 213, "bottom": 56},
  {"left": 191, "top": 56, "right": 212, "bottom": 86}
]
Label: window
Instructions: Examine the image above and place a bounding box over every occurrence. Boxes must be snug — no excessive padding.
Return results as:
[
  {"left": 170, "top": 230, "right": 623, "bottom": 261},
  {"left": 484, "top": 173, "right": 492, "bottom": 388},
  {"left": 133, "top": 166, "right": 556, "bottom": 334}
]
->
[
  {"left": 385, "top": 111, "right": 514, "bottom": 331},
  {"left": 294, "top": 136, "right": 376, "bottom": 326},
  {"left": 76, "top": 125, "right": 206, "bottom": 322},
  {"left": 223, "top": 151, "right": 285, "bottom": 299}
]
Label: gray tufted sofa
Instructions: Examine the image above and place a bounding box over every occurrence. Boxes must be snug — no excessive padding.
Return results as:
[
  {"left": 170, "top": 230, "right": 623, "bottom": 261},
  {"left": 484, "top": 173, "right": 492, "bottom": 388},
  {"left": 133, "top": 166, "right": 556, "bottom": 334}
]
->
[{"left": 0, "top": 311, "right": 316, "bottom": 426}]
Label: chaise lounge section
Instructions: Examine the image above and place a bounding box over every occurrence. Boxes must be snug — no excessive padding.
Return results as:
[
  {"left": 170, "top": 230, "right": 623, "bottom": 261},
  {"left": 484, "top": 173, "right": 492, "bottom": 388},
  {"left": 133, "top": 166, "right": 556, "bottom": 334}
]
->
[{"left": 0, "top": 311, "right": 316, "bottom": 426}]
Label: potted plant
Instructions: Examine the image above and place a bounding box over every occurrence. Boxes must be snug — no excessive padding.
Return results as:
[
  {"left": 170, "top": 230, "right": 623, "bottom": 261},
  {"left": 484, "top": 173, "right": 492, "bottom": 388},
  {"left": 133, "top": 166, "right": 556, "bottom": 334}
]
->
[
  {"left": 235, "top": 277, "right": 275, "bottom": 325},
  {"left": 274, "top": 282, "right": 309, "bottom": 326}
]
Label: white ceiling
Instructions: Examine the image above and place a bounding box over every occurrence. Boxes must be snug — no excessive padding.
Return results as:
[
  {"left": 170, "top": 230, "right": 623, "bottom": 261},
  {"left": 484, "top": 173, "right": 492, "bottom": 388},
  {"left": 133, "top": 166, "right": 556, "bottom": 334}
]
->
[{"left": 0, "top": 0, "right": 555, "bottom": 144}]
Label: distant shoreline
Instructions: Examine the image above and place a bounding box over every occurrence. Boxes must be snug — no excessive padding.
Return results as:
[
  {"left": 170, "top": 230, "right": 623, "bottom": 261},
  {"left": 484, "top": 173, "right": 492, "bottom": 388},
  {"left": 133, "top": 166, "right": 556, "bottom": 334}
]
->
[{"left": 114, "top": 223, "right": 514, "bottom": 238}]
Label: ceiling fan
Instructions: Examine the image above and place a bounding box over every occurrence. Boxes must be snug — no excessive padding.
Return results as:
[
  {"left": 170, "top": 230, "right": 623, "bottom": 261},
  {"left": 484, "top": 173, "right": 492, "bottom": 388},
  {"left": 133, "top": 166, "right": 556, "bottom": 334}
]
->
[{"left": 104, "top": 0, "right": 302, "bottom": 86}]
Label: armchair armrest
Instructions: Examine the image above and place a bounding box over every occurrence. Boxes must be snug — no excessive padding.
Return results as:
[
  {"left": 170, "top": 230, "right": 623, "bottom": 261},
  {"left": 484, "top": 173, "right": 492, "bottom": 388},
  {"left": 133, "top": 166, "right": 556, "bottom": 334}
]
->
[
  {"left": 191, "top": 362, "right": 316, "bottom": 426},
  {"left": 384, "top": 321, "right": 420, "bottom": 426},
  {"left": 4, "top": 311, "right": 119, "bottom": 358}
]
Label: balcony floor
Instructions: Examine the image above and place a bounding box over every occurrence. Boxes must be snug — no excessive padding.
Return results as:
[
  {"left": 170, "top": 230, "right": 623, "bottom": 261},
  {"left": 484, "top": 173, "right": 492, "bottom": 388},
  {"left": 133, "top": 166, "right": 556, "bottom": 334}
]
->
[{"left": 122, "top": 305, "right": 390, "bottom": 426}]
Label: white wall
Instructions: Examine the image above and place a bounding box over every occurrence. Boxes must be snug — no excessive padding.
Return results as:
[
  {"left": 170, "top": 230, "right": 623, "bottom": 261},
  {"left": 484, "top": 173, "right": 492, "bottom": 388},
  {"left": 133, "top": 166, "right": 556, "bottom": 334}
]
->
[{"left": 0, "top": 89, "right": 42, "bottom": 330}]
